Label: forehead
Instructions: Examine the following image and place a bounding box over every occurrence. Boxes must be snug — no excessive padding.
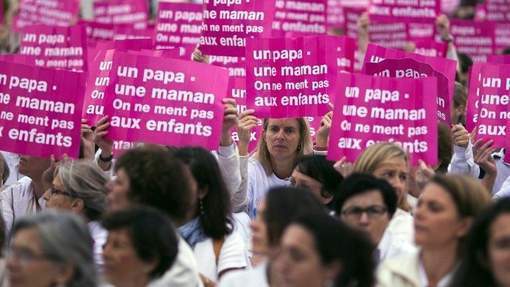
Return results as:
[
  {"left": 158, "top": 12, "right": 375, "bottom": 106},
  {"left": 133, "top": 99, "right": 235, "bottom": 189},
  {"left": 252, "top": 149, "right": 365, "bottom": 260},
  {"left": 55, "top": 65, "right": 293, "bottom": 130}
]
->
[
  {"left": 267, "top": 118, "right": 300, "bottom": 128},
  {"left": 282, "top": 224, "right": 315, "bottom": 249},
  {"left": 343, "top": 190, "right": 385, "bottom": 207},
  {"left": 12, "top": 228, "right": 41, "bottom": 250},
  {"left": 420, "top": 183, "right": 454, "bottom": 205},
  {"left": 491, "top": 214, "right": 510, "bottom": 239},
  {"left": 374, "top": 157, "right": 408, "bottom": 172}
]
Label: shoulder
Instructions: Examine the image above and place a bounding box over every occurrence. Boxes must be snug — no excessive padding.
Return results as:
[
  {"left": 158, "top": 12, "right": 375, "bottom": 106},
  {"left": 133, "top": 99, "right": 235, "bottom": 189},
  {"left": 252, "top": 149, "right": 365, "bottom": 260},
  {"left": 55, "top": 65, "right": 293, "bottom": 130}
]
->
[
  {"left": 377, "top": 251, "right": 420, "bottom": 287},
  {"left": 219, "top": 264, "right": 268, "bottom": 287},
  {"left": 1, "top": 177, "right": 32, "bottom": 197}
]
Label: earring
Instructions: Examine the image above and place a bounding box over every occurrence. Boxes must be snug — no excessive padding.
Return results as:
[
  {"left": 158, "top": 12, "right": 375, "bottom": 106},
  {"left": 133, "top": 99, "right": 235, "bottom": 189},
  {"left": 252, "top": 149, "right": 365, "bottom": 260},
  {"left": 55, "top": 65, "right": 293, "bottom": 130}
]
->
[{"left": 200, "top": 199, "right": 205, "bottom": 216}]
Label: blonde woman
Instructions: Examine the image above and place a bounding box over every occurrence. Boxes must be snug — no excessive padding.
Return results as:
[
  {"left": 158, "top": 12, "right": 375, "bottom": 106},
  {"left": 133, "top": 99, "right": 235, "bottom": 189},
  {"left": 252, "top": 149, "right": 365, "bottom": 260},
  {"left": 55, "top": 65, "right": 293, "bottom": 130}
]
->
[{"left": 238, "top": 111, "right": 313, "bottom": 218}]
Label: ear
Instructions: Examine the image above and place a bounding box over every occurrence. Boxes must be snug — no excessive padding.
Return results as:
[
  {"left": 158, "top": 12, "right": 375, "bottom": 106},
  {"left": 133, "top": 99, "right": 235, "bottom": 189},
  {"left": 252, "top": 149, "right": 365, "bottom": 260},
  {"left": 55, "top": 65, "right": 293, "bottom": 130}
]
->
[
  {"left": 198, "top": 186, "right": 208, "bottom": 200},
  {"left": 54, "top": 264, "right": 74, "bottom": 286},
  {"left": 142, "top": 258, "right": 159, "bottom": 276},
  {"left": 455, "top": 217, "right": 473, "bottom": 238},
  {"left": 71, "top": 198, "right": 85, "bottom": 213},
  {"left": 324, "top": 261, "right": 342, "bottom": 282}
]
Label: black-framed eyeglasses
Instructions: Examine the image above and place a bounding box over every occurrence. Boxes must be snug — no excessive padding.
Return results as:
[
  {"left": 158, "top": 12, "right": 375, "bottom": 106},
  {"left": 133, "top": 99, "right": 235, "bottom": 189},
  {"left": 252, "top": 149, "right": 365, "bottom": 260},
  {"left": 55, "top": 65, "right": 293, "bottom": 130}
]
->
[
  {"left": 49, "top": 187, "right": 73, "bottom": 197},
  {"left": 341, "top": 206, "right": 388, "bottom": 220}
]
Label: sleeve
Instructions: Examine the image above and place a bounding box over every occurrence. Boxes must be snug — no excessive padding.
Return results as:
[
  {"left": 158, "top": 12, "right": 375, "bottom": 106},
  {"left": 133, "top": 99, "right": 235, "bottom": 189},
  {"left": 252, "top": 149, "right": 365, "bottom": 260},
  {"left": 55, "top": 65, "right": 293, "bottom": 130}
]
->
[
  {"left": 217, "top": 232, "right": 249, "bottom": 276},
  {"left": 494, "top": 173, "right": 510, "bottom": 199},
  {"left": 94, "top": 149, "right": 114, "bottom": 178},
  {"left": 447, "top": 141, "right": 480, "bottom": 178},
  {"left": 1, "top": 187, "right": 14, "bottom": 236},
  {"left": 215, "top": 144, "right": 245, "bottom": 212},
  {"left": 247, "top": 159, "right": 259, "bottom": 219}
]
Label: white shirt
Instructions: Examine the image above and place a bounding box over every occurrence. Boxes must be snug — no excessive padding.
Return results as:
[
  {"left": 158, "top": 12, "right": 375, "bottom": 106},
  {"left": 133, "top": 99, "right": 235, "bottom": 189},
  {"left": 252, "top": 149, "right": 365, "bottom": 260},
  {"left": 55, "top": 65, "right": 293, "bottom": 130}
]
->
[
  {"left": 194, "top": 230, "right": 249, "bottom": 282},
  {"left": 1, "top": 177, "right": 45, "bottom": 235},
  {"left": 378, "top": 209, "right": 416, "bottom": 262},
  {"left": 0, "top": 152, "right": 21, "bottom": 187},
  {"left": 247, "top": 158, "right": 291, "bottom": 218},
  {"left": 219, "top": 261, "right": 269, "bottom": 287},
  {"left": 418, "top": 259, "right": 454, "bottom": 287},
  {"left": 149, "top": 237, "right": 203, "bottom": 287},
  {"left": 88, "top": 221, "right": 107, "bottom": 271}
]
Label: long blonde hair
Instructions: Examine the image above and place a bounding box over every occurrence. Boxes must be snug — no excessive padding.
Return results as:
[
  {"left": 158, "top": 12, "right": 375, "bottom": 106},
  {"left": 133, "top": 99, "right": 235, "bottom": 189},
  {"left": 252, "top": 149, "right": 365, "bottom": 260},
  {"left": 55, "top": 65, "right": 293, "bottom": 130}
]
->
[
  {"left": 354, "top": 142, "right": 410, "bottom": 211},
  {"left": 255, "top": 118, "right": 312, "bottom": 176}
]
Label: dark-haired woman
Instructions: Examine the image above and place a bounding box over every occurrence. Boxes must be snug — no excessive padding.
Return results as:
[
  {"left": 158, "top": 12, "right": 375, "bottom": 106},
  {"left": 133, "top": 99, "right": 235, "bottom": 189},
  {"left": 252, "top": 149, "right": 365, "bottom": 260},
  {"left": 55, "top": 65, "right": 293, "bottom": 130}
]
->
[
  {"left": 450, "top": 198, "right": 510, "bottom": 287},
  {"left": 174, "top": 147, "right": 249, "bottom": 284}
]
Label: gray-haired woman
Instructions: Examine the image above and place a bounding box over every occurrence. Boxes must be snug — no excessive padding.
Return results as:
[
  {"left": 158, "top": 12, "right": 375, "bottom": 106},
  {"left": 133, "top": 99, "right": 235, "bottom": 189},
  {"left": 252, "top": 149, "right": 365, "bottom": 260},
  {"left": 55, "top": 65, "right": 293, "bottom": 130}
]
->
[
  {"left": 6, "top": 210, "right": 97, "bottom": 287},
  {"left": 43, "top": 160, "right": 108, "bottom": 269}
]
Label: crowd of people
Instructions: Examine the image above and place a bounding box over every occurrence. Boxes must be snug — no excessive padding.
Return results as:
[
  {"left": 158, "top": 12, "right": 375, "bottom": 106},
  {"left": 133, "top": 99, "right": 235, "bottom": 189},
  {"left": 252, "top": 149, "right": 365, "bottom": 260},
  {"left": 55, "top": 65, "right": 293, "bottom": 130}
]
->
[{"left": 0, "top": 0, "right": 509, "bottom": 286}]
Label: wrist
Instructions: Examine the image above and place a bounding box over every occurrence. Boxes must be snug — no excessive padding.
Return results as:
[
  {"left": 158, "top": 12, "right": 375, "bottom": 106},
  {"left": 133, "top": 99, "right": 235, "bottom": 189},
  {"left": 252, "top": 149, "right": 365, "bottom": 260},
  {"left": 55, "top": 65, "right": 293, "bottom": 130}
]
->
[{"left": 99, "top": 151, "right": 113, "bottom": 162}]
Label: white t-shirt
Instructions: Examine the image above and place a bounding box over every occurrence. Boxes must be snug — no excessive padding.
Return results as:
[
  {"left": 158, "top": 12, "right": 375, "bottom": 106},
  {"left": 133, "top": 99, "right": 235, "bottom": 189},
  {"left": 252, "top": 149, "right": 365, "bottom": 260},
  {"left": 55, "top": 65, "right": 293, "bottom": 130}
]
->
[
  {"left": 88, "top": 221, "right": 107, "bottom": 271},
  {"left": 247, "top": 158, "right": 291, "bottom": 218},
  {"left": 219, "top": 261, "right": 269, "bottom": 287},
  {"left": 194, "top": 230, "right": 249, "bottom": 283},
  {"left": 1, "top": 177, "right": 45, "bottom": 235},
  {"left": 0, "top": 152, "right": 21, "bottom": 187},
  {"left": 149, "top": 237, "right": 203, "bottom": 287}
]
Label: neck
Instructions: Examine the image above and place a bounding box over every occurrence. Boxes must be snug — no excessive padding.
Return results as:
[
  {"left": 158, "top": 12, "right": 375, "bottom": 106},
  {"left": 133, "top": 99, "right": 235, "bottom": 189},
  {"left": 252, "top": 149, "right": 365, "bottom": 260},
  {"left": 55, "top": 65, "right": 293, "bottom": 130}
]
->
[
  {"left": 30, "top": 176, "right": 45, "bottom": 199},
  {"left": 270, "top": 157, "right": 295, "bottom": 179},
  {"left": 114, "top": 276, "right": 150, "bottom": 287},
  {"left": 421, "top": 243, "right": 458, "bottom": 286}
]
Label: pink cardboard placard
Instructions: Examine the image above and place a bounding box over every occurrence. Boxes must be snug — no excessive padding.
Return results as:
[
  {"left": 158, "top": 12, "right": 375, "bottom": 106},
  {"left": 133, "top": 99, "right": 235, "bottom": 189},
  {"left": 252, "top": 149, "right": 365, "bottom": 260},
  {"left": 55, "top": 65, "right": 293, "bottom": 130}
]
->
[
  {"left": 272, "top": 0, "right": 328, "bottom": 36},
  {"left": 450, "top": 19, "right": 496, "bottom": 63},
  {"left": 327, "top": 0, "right": 344, "bottom": 29},
  {"left": 328, "top": 72, "right": 438, "bottom": 166},
  {"left": 0, "top": 61, "right": 84, "bottom": 158},
  {"left": 98, "top": 51, "right": 229, "bottom": 152},
  {"left": 200, "top": 0, "right": 276, "bottom": 57},
  {"left": 155, "top": 2, "right": 202, "bottom": 50},
  {"left": 19, "top": 25, "right": 87, "bottom": 71},
  {"left": 246, "top": 36, "right": 338, "bottom": 118},
  {"left": 16, "top": 0, "right": 80, "bottom": 30},
  {"left": 488, "top": 55, "right": 510, "bottom": 64},
  {"left": 364, "top": 58, "right": 451, "bottom": 123},
  {"left": 369, "top": 0, "right": 441, "bottom": 18},
  {"left": 466, "top": 62, "right": 510, "bottom": 148},
  {"left": 93, "top": 0, "right": 148, "bottom": 29},
  {"left": 475, "top": 1, "right": 510, "bottom": 22}
]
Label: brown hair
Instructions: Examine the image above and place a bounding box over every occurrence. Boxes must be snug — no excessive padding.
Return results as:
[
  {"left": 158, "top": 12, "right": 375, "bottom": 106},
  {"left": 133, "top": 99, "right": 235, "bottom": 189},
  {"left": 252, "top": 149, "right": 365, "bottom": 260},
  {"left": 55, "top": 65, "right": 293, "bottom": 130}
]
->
[
  {"left": 353, "top": 142, "right": 410, "bottom": 211},
  {"left": 255, "top": 118, "right": 312, "bottom": 176}
]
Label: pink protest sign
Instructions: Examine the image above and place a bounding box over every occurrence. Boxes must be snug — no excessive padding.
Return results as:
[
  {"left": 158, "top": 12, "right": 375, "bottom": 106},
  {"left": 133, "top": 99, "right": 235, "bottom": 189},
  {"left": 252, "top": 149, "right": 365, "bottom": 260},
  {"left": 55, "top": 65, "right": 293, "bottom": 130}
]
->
[
  {"left": 99, "top": 51, "right": 229, "bottom": 152},
  {"left": 93, "top": 0, "right": 148, "bottom": 29},
  {"left": 272, "top": 0, "right": 327, "bottom": 36},
  {"left": 327, "top": 0, "right": 344, "bottom": 29},
  {"left": 81, "top": 20, "right": 116, "bottom": 41},
  {"left": 0, "top": 61, "right": 84, "bottom": 158},
  {"left": 369, "top": 0, "right": 441, "bottom": 18},
  {"left": 335, "top": 36, "right": 356, "bottom": 72},
  {"left": 343, "top": 7, "right": 365, "bottom": 39},
  {"left": 450, "top": 19, "right": 496, "bottom": 62},
  {"left": 19, "top": 25, "right": 87, "bottom": 71},
  {"left": 414, "top": 40, "right": 447, "bottom": 58},
  {"left": 364, "top": 58, "right": 451, "bottom": 123},
  {"left": 83, "top": 50, "right": 116, "bottom": 125},
  {"left": 495, "top": 23, "right": 510, "bottom": 53},
  {"left": 328, "top": 73, "right": 438, "bottom": 165},
  {"left": 341, "top": 0, "right": 369, "bottom": 7},
  {"left": 246, "top": 36, "right": 338, "bottom": 118},
  {"left": 16, "top": 0, "right": 79, "bottom": 30},
  {"left": 155, "top": 2, "right": 202, "bottom": 51},
  {"left": 363, "top": 44, "right": 457, "bottom": 107},
  {"left": 475, "top": 1, "right": 510, "bottom": 22},
  {"left": 466, "top": 63, "right": 510, "bottom": 148},
  {"left": 442, "top": 0, "right": 459, "bottom": 14},
  {"left": 368, "top": 15, "right": 436, "bottom": 50},
  {"left": 200, "top": 0, "right": 276, "bottom": 57},
  {"left": 488, "top": 55, "right": 510, "bottom": 64}
]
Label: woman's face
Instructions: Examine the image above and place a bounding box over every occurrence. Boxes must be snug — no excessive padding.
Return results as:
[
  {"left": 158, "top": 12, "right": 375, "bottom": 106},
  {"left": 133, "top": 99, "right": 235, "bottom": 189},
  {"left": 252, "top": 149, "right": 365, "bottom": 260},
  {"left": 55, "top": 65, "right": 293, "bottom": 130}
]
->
[
  {"left": 250, "top": 200, "right": 269, "bottom": 257},
  {"left": 414, "top": 183, "right": 469, "bottom": 249},
  {"left": 291, "top": 169, "right": 330, "bottom": 205},
  {"left": 7, "top": 228, "right": 70, "bottom": 287},
  {"left": 107, "top": 169, "right": 131, "bottom": 212},
  {"left": 43, "top": 175, "right": 75, "bottom": 212},
  {"left": 373, "top": 157, "right": 408, "bottom": 207},
  {"left": 275, "top": 224, "right": 339, "bottom": 287},
  {"left": 103, "top": 229, "right": 155, "bottom": 286},
  {"left": 489, "top": 213, "right": 510, "bottom": 287},
  {"left": 264, "top": 119, "right": 301, "bottom": 161}
]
